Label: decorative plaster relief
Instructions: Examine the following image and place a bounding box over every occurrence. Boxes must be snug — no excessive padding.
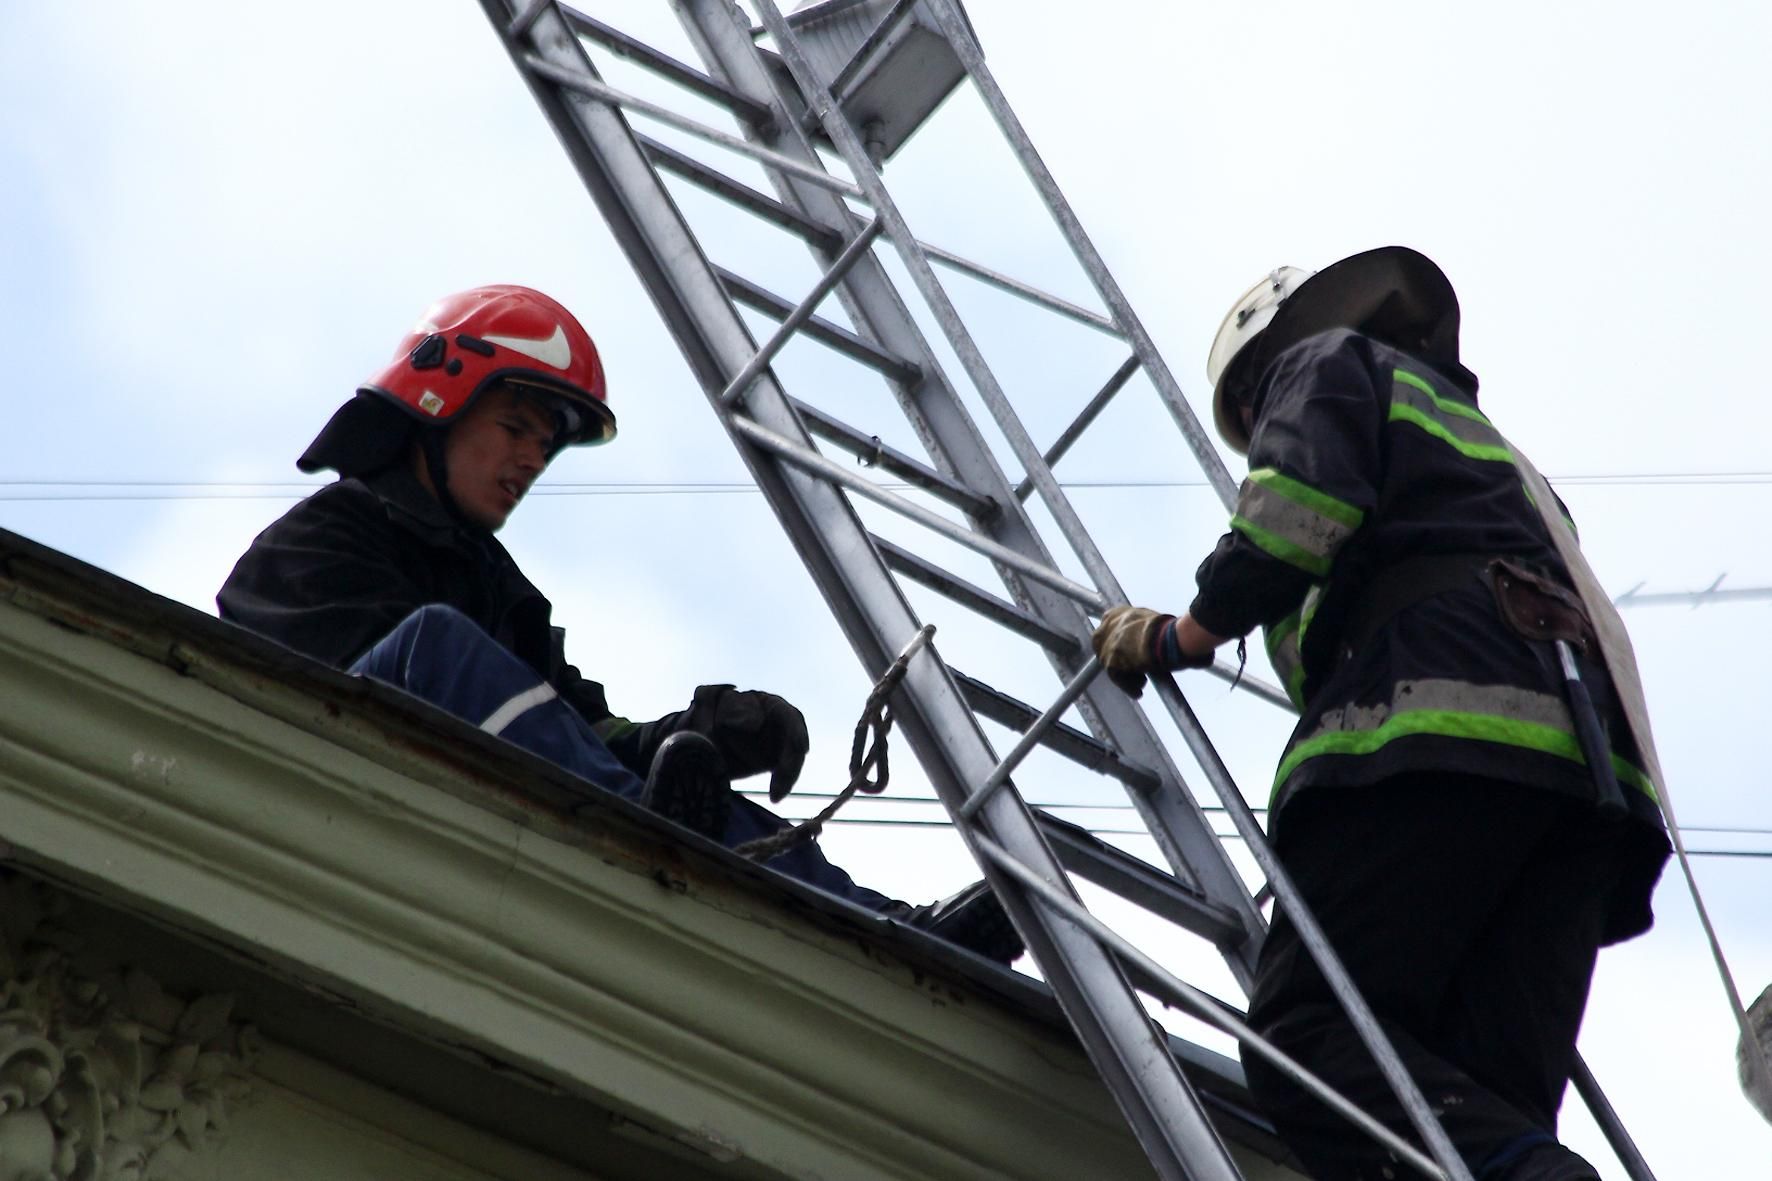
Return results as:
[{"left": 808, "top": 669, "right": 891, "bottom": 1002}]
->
[{"left": 0, "top": 875, "right": 259, "bottom": 1180}]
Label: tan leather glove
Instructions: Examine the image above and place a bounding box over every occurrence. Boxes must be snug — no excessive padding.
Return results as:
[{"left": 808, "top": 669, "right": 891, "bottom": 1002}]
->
[{"left": 1091, "top": 605, "right": 1173, "bottom": 697}]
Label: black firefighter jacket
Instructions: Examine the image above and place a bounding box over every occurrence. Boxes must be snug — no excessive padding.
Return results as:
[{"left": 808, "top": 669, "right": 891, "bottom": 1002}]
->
[
  {"left": 217, "top": 465, "right": 653, "bottom": 772},
  {"left": 1189, "top": 328, "right": 1667, "bottom": 939}
]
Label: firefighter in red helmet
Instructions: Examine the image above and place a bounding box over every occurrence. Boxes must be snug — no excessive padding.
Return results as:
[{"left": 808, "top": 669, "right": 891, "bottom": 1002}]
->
[{"left": 220, "top": 285, "right": 1022, "bottom": 964}]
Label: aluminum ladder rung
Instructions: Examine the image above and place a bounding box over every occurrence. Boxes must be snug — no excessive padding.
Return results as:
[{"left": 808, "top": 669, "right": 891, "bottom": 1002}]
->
[
  {"left": 557, "top": 3, "right": 775, "bottom": 128},
  {"left": 873, "top": 536, "right": 1074, "bottom": 653},
  {"left": 912, "top": 231, "right": 1123, "bottom": 336},
  {"left": 728, "top": 415, "right": 1105, "bottom": 611},
  {"left": 719, "top": 218, "right": 888, "bottom": 406},
  {"left": 1035, "top": 810, "right": 1246, "bottom": 947},
  {"left": 716, "top": 268, "right": 921, "bottom": 385},
  {"left": 1014, "top": 354, "right": 1142, "bottom": 502},
  {"left": 832, "top": 211, "right": 1124, "bottom": 336},
  {"left": 638, "top": 135, "right": 844, "bottom": 253},
  {"left": 950, "top": 670, "right": 1160, "bottom": 793},
  {"left": 520, "top": 52, "right": 867, "bottom": 200},
  {"left": 793, "top": 404, "right": 996, "bottom": 520}
]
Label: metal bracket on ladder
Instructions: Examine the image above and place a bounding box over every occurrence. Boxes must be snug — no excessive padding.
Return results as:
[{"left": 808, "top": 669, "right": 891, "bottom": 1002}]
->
[{"left": 474, "top": 3, "right": 1655, "bottom": 1179}]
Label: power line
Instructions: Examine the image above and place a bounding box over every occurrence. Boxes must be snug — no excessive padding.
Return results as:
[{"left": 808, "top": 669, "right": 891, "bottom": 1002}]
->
[
  {"left": 781, "top": 813, "right": 1772, "bottom": 859},
  {"left": 9, "top": 469, "right": 1772, "bottom": 502},
  {"left": 744, "top": 790, "right": 1772, "bottom": 844},
  {"left": 748, "top": 789, "right": 1772, "bottom": 833}
]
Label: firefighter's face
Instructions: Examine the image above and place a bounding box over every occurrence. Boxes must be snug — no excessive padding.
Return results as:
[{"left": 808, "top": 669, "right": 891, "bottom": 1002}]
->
[{"left": 423, "top": 386, "right": 559, "bottom": 531}]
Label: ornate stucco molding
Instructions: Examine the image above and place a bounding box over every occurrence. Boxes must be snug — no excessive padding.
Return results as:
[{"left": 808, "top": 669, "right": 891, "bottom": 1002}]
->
[{"left": 0, "top": 875, "right": 258, "bottom": 1181}]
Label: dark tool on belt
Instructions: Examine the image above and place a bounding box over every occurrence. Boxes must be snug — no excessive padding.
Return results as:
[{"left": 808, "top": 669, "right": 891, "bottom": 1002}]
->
[{"left": 1488, "top": 558, "right": 1627, "bottom": 819}]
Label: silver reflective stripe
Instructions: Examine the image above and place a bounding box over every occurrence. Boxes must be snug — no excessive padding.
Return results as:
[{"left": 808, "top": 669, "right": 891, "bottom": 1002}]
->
[
  {"left": 480, "top": 681, "right": 559, "bottom": 736},
  {"left": 1234, "top": 477, "right": 1361, "bottom": 571},
  {"left": 1307, "top": 678, "right": 1570, "bottom": 738},
  {"left": 1390, "top": 370, "right": 1513, "bottom": 463}
]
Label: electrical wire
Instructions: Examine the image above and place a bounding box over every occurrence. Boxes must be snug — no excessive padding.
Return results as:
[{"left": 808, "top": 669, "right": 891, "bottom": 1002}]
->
[
  {"left": 738, "top": 790, "right": 1772, "bottom": 857},
  {"left": 8, "top": 469, "right": 1772, "bottom": 500},
  {"left": 760, "top": 813, "right": 1772, "bottom": 858}
]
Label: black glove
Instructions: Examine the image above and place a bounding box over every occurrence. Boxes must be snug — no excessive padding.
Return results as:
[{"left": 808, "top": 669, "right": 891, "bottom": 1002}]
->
[{"left": 684, "top": 684, "right": 809, "bottom": 803}]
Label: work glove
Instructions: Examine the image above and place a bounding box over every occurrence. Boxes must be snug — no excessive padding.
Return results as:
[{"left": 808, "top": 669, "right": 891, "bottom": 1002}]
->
[
  {"left": 683, "top": 684, "right": 809, "bottom": 803},
  {"left": 1090, "top": 605, "right": 1210, "bottom": 698}
]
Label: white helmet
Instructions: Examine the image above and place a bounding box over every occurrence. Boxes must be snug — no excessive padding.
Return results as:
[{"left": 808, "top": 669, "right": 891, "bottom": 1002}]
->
[
  {"left": 1206, "top": 247, "right": 1463, "bottom": 455},
  {"left": 1207, "top": 266, "right": 1314, "bottom": 452}
]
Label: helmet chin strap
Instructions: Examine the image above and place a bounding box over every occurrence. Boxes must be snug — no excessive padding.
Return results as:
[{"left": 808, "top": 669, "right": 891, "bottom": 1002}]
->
[{"left": 419, "top": 430, "right": 474, "bottom": 526}]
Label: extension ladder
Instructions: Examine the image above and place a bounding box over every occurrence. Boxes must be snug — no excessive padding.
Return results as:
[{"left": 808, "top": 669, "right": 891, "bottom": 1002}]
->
[{"left": 474, "top": 4, "right": 1656, "bottom": 1178}]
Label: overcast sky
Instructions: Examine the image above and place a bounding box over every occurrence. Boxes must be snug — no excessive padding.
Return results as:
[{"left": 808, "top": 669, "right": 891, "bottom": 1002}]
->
[{"left": 3, "top": 1, "right": 1769, "bottom": 1175}]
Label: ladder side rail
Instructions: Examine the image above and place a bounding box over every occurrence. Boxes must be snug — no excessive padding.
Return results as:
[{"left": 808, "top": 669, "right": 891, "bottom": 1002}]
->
[
  {"left": 483, "top": 12, "right": 1251, "bottom": 1173},
  {"left": 920, "top": 0, "right": 1238, "bottom": 509},
  {"left": 674, "top": 0, "right": 1267, "bottom": 977},
  {"left": 1569, "top": 1054, "right": 1658, "bottom": 1181},
  {"left": 1152, "top": 672, "right": 1478, "bottom": 1181}
]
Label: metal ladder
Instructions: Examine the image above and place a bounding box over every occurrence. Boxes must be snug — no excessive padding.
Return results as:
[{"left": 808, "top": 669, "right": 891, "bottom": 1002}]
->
[{"left": 475, "top": 4, "right": 1655, "bottom": 1179}]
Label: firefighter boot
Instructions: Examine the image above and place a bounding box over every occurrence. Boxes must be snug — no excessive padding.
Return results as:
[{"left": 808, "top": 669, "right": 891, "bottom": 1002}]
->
[
  {"left": 641, "top": 732, "right": 732, "bottom": 841},
  {"left": 891, "top": 880, "right": 1025, "bottom": 965}
]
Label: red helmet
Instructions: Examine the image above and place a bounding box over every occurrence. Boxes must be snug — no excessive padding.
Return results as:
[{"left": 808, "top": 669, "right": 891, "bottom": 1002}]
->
[{"left": 299, "top": 285, "right": 615, "bottom": 475}]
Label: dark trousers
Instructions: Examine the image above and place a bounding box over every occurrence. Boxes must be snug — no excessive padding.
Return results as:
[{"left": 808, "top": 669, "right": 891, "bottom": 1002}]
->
[
  {"left": 1243, "top": 775, "right": 1638, "bottom": 1181},
  {"left": 350, "top": 605, "right": 893, "bottom": 911}
]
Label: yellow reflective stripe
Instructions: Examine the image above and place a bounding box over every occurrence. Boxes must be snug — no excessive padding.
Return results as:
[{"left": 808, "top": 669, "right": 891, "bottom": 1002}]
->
[
  {"left": 1273, "top": 678, "right": 1656, "bottom": 803},
  {"left": 1390, "top": 370, "right": 1514, "bottom": 463},
  {"left": 1264, "top": 612, "right": 1306, "bottom": 709}
]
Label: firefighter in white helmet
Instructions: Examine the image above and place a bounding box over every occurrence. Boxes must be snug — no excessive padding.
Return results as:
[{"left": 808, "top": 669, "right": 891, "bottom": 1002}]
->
[{"left": 1092, "top": 248, "right": 1670, "bottom": 1180}]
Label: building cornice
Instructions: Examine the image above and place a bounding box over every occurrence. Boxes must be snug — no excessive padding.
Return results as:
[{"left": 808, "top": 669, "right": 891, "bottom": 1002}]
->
[{"left": 0, "top": 535, "right": 1184, "bottom": 1180}]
